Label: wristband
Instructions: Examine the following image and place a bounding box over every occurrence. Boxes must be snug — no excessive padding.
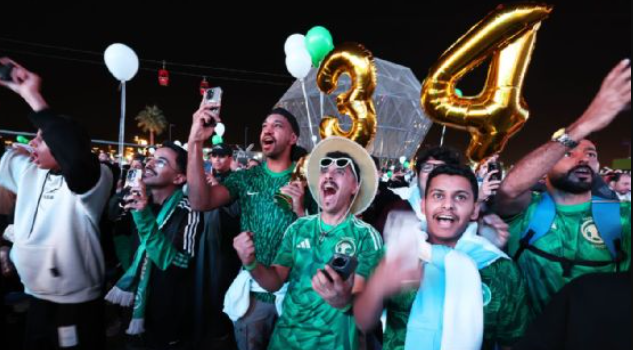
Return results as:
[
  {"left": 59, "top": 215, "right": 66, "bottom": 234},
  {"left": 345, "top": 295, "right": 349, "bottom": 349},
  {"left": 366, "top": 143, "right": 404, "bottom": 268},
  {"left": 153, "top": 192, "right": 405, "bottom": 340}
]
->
[{"left": 244, "top": 260, "right": 259, "bottom": 272}]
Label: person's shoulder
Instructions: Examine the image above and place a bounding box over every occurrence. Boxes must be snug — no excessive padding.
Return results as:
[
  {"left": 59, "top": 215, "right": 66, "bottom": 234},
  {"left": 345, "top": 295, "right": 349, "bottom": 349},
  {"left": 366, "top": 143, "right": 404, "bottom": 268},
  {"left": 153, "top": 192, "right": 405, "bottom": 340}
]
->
[
  {"left": 480, "top": 259, "right": 523, "bottom": 291},
  {"left": 177, "top": 197, "right": 198, "bottom": 214},
  {"left": 98, "top": 163, "right": 114, "bottom": 183},
  {"left": 482, "top": 258, "right": 522, "bottom": 282},
  {"left": 489, "top": 257, "right": 520, "bottom": 269},
  {"left": 505, "top": 191, "right": 543, "bottom": 223},
  {"left": 351, "top": 217, "right": 384, "bottom": 248},
  {"left": 2, "top": 149, "right": 36, "bottom": 171},
  {"left": 292, "top": 214, "right": 319, "bottom": 228},
  {"left": 283, "top": 215, "right": 318, "bottom": 237},
  {"left": 351, "top": 216, "right": 379, "bottom": 233}
]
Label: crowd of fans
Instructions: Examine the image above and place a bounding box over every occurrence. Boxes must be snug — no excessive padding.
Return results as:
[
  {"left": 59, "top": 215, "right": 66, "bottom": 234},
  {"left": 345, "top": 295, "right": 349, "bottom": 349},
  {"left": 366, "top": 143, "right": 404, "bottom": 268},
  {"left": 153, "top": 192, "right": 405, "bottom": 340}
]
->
[{"left": 0, "top": 55, "right": 630, "bottom": 350}]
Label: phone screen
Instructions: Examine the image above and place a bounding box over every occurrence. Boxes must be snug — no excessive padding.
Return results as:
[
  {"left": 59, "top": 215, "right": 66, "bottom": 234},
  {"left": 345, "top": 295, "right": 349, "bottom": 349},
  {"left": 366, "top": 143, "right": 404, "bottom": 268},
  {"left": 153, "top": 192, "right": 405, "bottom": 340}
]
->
[
  {"left": 205, "top": 87, "right": 223, "bottom": 104},
  {"left": 125, "top": 169, "right": 142, "bottom": 189}
]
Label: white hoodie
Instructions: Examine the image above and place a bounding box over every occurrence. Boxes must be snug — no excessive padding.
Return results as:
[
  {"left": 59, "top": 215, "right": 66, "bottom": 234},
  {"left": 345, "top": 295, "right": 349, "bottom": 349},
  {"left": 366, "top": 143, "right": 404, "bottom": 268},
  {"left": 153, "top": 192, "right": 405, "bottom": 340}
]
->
[{"left": 0, "top": 150, "right": 113, "bottom": 304}]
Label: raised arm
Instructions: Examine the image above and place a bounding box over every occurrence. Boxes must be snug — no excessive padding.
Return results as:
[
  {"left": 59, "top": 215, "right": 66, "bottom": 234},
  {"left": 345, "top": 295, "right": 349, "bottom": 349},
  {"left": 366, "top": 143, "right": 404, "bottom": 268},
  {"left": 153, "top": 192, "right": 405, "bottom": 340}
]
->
[
  {"left": 496, "top": 59, "right": 631, "bottom": 217},
  {"left": 0, "top": 57, "right": 102, "bottom": 194},
  {"left": 187, "top": 100, "right": 232, "bottom": 210}
]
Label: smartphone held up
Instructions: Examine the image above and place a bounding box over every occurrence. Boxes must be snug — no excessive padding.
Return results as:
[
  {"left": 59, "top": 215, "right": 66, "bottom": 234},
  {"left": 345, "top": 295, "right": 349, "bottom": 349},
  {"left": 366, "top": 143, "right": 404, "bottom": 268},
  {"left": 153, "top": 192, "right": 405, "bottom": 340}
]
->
[
  {"left": 118, "top": 169, "right": 143, "bottom": 209},
  {"left": 203, "top": 87, "right": 223, "bottom": 127}
]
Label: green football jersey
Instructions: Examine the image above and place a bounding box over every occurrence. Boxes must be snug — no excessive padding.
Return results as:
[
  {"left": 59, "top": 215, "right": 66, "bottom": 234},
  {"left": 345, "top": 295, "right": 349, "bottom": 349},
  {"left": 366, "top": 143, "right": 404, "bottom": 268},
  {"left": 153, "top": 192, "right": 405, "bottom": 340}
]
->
[
  {"left": 269, "top": 215, "right": 384, "bottom": 350},
  {"left": 383, "top": 259, "right": 529, "bottom": 350},
  {"left": 507, "top": 192, "right": 631, "bottom": 315}
]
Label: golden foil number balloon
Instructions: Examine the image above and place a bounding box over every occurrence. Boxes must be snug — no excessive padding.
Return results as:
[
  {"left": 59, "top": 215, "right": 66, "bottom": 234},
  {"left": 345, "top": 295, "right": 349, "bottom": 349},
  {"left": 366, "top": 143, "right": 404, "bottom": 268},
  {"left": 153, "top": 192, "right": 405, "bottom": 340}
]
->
[
  {"left": 317, "top": 43, "right": 378, "bottom": 149},
  {"left": 421, "top": 3, "right": 553, "bottom": 162}
]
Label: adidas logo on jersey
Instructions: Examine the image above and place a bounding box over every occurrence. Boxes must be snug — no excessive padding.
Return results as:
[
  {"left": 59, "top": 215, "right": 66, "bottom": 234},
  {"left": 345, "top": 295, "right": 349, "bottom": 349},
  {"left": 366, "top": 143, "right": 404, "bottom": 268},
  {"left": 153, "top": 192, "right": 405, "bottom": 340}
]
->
[{"left": 297, "top": 239, "right": 311, "bottom": 250}]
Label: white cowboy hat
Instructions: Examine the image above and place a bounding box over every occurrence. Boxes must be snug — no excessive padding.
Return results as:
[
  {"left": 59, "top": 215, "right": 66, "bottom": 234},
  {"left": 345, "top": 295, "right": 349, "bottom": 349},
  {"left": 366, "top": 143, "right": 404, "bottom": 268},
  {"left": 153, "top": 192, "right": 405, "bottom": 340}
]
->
[{"left": 307, "top": 137, "right": 378, "bottom": 216}]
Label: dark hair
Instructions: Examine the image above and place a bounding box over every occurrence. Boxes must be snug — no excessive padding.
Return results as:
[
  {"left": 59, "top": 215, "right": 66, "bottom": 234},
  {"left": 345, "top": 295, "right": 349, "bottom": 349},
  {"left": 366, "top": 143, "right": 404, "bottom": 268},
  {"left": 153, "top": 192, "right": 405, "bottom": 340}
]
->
[
  {"left": 415, "top": 147, "right": 462, "bottom": 175},
  {"left": 291, "top": 145, "right": 309, "bottom": 162},
  {"left": 425, "top": 164, "right": 479, "bottom": 202},
  {"left": 132, "top": 154, "right": 146, "bottom": 163},
  {"left": 611, "top": 172, "right": 631, "bottom": 183},
  {"left": 161, "top": 141, "right": 188, "bottom": 175},
  {"left": 325, "top": 151, "right": 361, "bottom": 181},
  {"left": 269, "top": 107, "right": 301, "bottom": 137}
]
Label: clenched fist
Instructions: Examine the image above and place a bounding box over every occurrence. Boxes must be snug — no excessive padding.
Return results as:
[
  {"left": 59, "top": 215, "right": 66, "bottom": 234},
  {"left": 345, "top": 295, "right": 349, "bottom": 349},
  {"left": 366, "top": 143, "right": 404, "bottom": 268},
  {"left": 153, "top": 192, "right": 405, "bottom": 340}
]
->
[{"left": 233, "top": 231, "right": 256, "bottom": 266}]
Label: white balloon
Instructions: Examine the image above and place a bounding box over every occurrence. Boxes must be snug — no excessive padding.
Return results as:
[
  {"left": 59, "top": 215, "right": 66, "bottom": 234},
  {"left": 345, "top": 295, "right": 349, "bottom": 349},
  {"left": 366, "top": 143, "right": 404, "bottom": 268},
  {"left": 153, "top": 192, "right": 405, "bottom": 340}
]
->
[
  {"left": 215, "top": 123, "right": 226, "bottom": 137},
  {"left": 174, "top": 140, "right": 182, "bottom": 147},
  {"left": 148, "top": 148, "right": 156, "bottom": 155},
  {"left": 311, "top": 135, "right": 318, "bottom": 144},
  {"left": 285, "top": 49, "right": 312, "bottom": 80},
  {"left": 284, "top": 34, "right": 307, "bottom": 56},
  {"left": 104, "top": 43, "right": 139, "bottom": 82},
  {"left": 399, "top": 156, "right": 407, "bottom": 165}
]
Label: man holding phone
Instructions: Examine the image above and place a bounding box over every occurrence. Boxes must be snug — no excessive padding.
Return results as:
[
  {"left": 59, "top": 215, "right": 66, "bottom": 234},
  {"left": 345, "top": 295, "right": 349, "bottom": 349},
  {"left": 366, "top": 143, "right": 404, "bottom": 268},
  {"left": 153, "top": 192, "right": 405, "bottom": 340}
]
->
[
  {"left": 106, "top": 142, "right": 203, "bottom": 349},
  {"left": 0, "top": 58, "right": 114, "bottom": 350},
  {"left": 188, "top": 96, "right": 311, "bottom": 349},
  {"left": 233, "top": 137, "right": 384, "bottom": 350}
]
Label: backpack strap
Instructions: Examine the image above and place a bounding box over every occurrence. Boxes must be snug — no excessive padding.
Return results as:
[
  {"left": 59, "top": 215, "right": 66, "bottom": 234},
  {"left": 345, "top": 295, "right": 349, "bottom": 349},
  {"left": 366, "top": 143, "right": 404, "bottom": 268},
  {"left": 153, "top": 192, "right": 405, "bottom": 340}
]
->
[
  {"left": 514, "top": 193, "right": 557, "bottom": 261},
  {"left": 514, "top": 193, "right": 626, "bottom": 273},
  {"left": 592, "top": 197, "right": 624, "bottom": 260}
]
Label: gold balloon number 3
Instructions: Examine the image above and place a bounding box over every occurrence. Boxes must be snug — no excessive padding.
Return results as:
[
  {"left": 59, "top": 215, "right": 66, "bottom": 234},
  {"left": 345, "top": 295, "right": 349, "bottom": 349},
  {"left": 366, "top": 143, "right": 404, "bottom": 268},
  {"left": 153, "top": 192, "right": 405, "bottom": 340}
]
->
[
  {"left": 421, "top": 4, "right": 553, "bottom": 162},
  {"left": 317, "top": 43, "right": 378, "bottom": 148}
]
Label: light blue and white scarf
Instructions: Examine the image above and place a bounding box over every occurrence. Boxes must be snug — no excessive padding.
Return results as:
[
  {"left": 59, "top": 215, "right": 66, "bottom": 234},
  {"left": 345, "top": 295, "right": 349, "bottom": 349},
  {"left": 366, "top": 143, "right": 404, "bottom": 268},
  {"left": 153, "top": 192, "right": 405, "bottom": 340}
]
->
[{"left": 405, "top": 223, "right": 509, "bottom": 350}]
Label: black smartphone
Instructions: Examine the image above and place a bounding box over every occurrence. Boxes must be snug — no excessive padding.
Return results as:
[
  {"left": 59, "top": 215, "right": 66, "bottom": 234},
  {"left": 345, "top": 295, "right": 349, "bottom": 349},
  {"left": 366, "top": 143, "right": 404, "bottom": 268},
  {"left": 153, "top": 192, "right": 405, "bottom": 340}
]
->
[
  {"left": 118, "top": 169, "right": 143, "bottom": 208},
  {"left": 0, "top": 63, "right": 14, "bottom": 82},
  {"left": 324, "top": 254, "right": 358, "bottom": 282},
  {"left": 488, "top": 162, "right": 502, "bottom": 182}
]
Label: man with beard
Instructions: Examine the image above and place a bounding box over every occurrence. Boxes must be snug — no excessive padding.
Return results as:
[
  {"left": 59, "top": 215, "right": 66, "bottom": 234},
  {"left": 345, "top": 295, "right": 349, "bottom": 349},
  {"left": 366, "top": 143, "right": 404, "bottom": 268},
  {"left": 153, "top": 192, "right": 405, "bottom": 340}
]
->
[
  {"left": 496, "top": 59, "right": 632, "bottom": 316},
  {"left": 233, "top": 137, "right": 383, "bottom": 350},
  {"left": 187, "top": 104, "right": 311, "bottom": 350}
]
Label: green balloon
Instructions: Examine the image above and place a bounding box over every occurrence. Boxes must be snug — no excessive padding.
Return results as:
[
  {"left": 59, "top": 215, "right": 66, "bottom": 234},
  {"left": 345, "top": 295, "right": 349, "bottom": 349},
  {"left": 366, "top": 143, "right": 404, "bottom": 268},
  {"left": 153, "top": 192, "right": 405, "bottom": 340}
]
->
[
  {"left": 404, "top": 161, "right": 411, "bottom": 169},
  {"left": 455, "top": 88, "right": 464, "bottom": 98},
  {"left": 305, "top": 26, "right": 334, "bottom": 67},
  {"left": 387, "top": 171, "right": 394, "bottom": 178},
  {"left": 17, "top": 136, "right": 30, "bottom": 144},
  {"left": 211, "top": 135, "right": 223, "bottom": 145}
]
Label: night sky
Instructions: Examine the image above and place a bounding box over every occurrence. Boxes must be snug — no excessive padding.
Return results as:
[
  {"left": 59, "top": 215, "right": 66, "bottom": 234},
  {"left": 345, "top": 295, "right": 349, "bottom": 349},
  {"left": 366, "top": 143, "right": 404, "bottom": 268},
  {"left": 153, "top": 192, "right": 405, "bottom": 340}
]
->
[{"left": 0, "top": 1, "right": 630, "bottom": 166}]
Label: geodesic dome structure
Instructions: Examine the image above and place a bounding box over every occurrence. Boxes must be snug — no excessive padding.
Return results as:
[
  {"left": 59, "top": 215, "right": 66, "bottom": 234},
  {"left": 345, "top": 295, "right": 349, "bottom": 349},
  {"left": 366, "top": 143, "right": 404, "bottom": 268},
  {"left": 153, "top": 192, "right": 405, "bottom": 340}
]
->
[{"left": 276, "top": 58, "right": 433, "bottom": 159}]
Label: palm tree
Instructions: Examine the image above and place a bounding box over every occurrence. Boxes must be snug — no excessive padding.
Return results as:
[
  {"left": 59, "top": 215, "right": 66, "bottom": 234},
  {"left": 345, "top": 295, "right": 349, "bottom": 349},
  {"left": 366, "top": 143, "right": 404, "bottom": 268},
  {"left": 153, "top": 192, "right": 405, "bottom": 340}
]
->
[{"left": 135, "top": 105, "right": 168, "bottom": 145}]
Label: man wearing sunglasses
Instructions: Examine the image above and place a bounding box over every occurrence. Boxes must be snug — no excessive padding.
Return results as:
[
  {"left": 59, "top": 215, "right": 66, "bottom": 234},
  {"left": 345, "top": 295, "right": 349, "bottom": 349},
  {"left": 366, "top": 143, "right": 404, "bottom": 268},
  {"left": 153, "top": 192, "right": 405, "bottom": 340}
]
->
[
  {"left": 106, "top": 142, "right": 203, "bottom": 350},
  {"left": 232, "top": 137, "right": 384, "bottom": 350}
]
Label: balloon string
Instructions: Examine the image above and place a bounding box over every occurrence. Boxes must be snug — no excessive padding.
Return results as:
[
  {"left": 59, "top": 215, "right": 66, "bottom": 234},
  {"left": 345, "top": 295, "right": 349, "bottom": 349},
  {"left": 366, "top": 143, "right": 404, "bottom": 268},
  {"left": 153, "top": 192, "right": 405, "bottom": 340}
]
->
[
  {"left": 119, "top": 82, "right": 127, "bottom": 162},
  {"left": 320, "top": 91, "right": 325, "bottom": 124},
  {"left": 301, "top": 80, "right": 316, "bottom": 148}
]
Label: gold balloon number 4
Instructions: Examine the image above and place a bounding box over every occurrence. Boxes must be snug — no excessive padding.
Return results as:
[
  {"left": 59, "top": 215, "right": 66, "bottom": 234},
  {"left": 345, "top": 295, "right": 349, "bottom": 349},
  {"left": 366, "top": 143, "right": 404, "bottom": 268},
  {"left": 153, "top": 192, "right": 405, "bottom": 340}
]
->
[
  {"left": 421, "top": 4, "right": 553, "bottom": 162},
  {"left": 317, "top": 43, "right": 378, "bottom": 149}
]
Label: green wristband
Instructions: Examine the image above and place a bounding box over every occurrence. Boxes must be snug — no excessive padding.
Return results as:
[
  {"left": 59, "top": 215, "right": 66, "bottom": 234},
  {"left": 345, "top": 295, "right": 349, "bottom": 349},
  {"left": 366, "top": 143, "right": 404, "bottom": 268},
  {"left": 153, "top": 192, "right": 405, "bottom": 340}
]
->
[{"left": 245, "top": 260, "right": 259, "bottom": 272}]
